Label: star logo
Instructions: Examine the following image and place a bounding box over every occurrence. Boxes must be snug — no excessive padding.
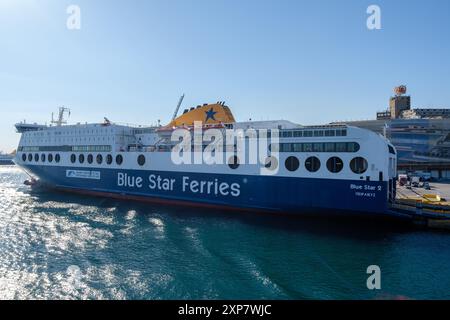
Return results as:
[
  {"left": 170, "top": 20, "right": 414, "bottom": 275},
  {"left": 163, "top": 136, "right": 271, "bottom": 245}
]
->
[{"left": 205, "top": 108, "right": 217, "bottom": 122}]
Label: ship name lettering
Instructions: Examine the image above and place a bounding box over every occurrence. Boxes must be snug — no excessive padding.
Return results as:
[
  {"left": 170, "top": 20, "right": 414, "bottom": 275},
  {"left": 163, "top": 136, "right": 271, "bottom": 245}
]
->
[{"left": 117, "top": 172, "right": 143, "bottom": 188}]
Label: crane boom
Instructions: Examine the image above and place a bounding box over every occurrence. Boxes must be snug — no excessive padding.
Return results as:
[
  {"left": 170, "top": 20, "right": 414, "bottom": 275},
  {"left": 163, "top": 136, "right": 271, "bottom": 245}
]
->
[{"left": 172, "top": 94, "right": 185, "bottom": 121}]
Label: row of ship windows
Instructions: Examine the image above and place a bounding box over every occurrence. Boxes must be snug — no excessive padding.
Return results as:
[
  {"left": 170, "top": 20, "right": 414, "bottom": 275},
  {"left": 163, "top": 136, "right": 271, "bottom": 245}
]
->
[
  {"left": 272, "top": 156, "right": 368, "bottom": 174},
  {"left": 21, "top": 137, "right": 113, "bottom": 144},
  {"left": 22, "top": 153, "right": 146, "bottom": 167},
  {"left": 280, "top": 129, "right": 347, "bottom": 138},
  {"left": 228, "top": 155, "right": 368, "bottom": 174},
  {"left": 271, "top": 142, "right": 360, "bottom": 153},
  {"left": 20, "top": 152, "right": 368, "bottom": 175},
  {"left": 28, "top": 128, "right": 114, "bottom": 137}
]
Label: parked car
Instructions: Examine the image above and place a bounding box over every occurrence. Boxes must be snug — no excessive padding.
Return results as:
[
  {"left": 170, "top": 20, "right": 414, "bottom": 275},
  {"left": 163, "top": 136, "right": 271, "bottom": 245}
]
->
[
  {"left": 411, "top": 176, "right": 420, "bottom": 188},
  {"left": 424, "top": 182, "right": 431, "bottom": 190}
]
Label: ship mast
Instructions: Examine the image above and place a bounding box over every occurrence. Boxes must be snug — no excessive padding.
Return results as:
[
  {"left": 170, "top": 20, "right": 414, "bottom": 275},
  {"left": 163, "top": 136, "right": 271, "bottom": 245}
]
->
[{"left": 51, "top": 107, "right": 71, "bottom": 126}]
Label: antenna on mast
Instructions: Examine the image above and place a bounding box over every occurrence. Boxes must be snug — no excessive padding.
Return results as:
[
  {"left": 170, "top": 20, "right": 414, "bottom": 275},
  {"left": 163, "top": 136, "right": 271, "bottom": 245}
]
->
[
  {"left": 51, "top": 106, "right": 71, "bottom": 126},
  {"left": 172, "top": 94, "right": 185, "bottom": 121}
]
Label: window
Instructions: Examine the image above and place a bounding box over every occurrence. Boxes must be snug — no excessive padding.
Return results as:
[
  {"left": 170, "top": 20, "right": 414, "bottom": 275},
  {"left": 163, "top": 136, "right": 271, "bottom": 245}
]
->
[
  {"left": 41, "top": 154, "right": 46, "bottom": 162},
  {"left": 22, "top": 154, "right": 27, "bottom": 162},
  {"left": 285, "top": 156, "right": 300, "bottom": 172},
  {"left": 116, "top": 154, "right": 123, "bottom": 165},
  {"left": 106, "top": 154, "right": 113, "bottom": 165},
  {"left": 79, "top": 154, "right": 85, "bottom": 164},
  {"left": 305, "top": 156, "right": 320, "bottom": 172},
  {"left": 281, "top": 143, "right": 292, "bottom": 152},
  {"left": 293, "top": 143, "right": 302, "bottom": 152},
  {"left": 388, "top": 145, "right": 396, "bottom": 155},
  {"left": 335, "top": 143, "right": 347, "bottom": 152},
  {"left": 314, "top": 130, "right": 324, "bottom": 137},
  {"left": 327, "top": 157, "right": 343, "bottom": 173},
  {"left": 313, "top": 143, "right": 324, "bottom": 152},
  {"left": 324, "top": 143, "right": 335, "bottom": 152},
  {"left": 34, "top": 154, "right": 39, "bottom": 162},
  {"left": 293, "top": 131, "right": 302, "bottom": 137},
  {"left": 264, "top": 156, "right": 278, "bottom": 171},
  {"left": 28, "top": 154, "right": 33, "bottom": 162},
  {"left": 97, "top": 154, "right": 103, "bottom": 165},
  {"left": 347, "top": 142, "right": 360, "bottom": 152},
  {"left": 228, "top": 155, "right": 239, "bottom": 169},
  {"left": 137, "top": 154, "right": 146, "bottom": 166},
  {"left": 71, "top": 154, "right": 76, "bottom": 163},
  {"left": 87, "top": 154, "right": 93, "bottom": 164},
  {"left": 350, "top": 157, "right": 368, "bottom": 174},
  {"left": 55, "top": 154, "right": 61, "bottom": 163},
  {"left": 48, "top": 154, "right": 53, "bottom": 163},
  {"left": 303, "top": 143, "right": 313, "bottom": 152}
]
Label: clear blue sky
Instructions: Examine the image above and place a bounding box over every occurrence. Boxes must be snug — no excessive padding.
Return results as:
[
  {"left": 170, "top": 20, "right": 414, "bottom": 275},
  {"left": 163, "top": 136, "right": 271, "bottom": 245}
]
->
[{"left": 1, "top": 0, "right": 450, "bottom": 152}]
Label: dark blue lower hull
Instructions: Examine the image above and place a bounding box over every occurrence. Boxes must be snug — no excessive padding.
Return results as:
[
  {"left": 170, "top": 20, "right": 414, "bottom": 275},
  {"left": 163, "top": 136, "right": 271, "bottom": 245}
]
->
[{"left": 22, "top": 164, "right": 390, "bottom": 216}]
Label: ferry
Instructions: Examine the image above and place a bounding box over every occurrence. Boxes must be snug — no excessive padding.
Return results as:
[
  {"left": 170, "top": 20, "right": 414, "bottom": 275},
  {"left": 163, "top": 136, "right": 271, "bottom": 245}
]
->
[
  {"left": 0, "top": 153, "right": 14, "bottom": 165},
  {"left": 13, "top": 103, "right": 398, "bottom": 216}
]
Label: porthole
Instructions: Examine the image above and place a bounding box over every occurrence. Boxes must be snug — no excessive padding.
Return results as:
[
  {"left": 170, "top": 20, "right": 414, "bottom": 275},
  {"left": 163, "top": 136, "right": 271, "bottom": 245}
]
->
[
  {"left": 97, "top": 154, "right": 103, "bottom": 165},
  {"left": 48, "top": 154, "right": 53, "bottom": 163},
  {"left": 137, "top": 154, "right": 146, "bottom": 166},
  {"left": 116, "top": 154, "right": 123, "bottom": 165},
  {"left": 41, "top": 154, "right": 46, "bottom": 162},
  {"left": 71, "top": 154, "right": 76, "bottom": 163},
  {"left": 350, "top": 157, "right": 368, "bottom": 174},
  {"left": 55, "top": 154, "right": 61, "bottom": 163},
  {"left": 228, "top": 155, "right": 239, "bottom": 170},
  {"left": 34, "top": 154, "right": 39, "bottom": 162},
  {"left": 22, "top": 154, "right": 27, "bottom": 162},
  {"left": 264, "top": 156, "right": 278, "bottom": 171},
  {"left": 28, "top": 154, "right": 33, "bottom": 162},
  {"left": 87, "top": 154, "right": 93, "bottom": 164},
  {"left": 106, "top": 154, "right": 113, "bottom": 165},
  {"left": 326, "top": 157, "right": 343, "bottom": 173},
  {"left": 79, "top": 154, "right": 85, "bottom": 164},
  {"left": 305, "top": 156, "right": 321, "bottom": 172},
  {"left": 285, "top": 156, "right": 300, "bottom": 172}
]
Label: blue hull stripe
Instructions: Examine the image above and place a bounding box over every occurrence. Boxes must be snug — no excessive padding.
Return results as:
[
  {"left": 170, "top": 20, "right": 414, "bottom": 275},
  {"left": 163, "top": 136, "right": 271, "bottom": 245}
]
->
[{"left": 23, "top": 165, "right": 389, "bottom": 215}]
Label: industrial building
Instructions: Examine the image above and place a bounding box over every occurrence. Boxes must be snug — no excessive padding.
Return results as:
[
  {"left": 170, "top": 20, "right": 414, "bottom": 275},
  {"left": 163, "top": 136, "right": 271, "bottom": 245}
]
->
[{"left": 335, "top": 86, "right": 450, "bottom": 180}]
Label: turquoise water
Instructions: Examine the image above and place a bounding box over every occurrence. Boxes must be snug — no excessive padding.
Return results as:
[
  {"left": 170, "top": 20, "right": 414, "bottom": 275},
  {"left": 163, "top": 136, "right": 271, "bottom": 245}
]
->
[{"left": 1, "top": 166, "right": 449, "bottom": 300}]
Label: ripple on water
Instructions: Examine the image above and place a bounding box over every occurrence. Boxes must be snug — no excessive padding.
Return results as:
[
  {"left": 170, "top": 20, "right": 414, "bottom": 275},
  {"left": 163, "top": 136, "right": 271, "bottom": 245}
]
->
[{"left": 2, "top": 167, "right": 450, "bottom": 299}]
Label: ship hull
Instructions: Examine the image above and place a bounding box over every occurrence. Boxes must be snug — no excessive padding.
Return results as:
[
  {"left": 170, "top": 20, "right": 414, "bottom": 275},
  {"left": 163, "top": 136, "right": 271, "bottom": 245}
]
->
[{"left": 21, "top": 164, "right": 391, "bottom": 216}]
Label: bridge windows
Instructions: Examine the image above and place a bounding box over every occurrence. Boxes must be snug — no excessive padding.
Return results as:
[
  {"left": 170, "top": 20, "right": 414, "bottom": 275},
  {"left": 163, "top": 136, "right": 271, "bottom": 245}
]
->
[
  {"left": 285, "top": 156, "right": 300, "bottom": 172},
  {"left": 97, "top": 154, "right": 103, "bottom": 165},
  {"left": 71, "top": 154, "right": 76, "bottom": 163},
  {"left": 34, "top": 154, "right": 39, "bottom": 162},
  {"left": 41, "top": 154, "right": 46, "bottom": 162},
  {"left": 116, "top": 154, "right": 123, "bottom": 165},
  {"left": 305, "top": 156, "right": 321, "bottom": 172},
  {"left": 22, "top": 154, "right": 26, "bottom": 162},
  {"left": 350, "top": 157, "right": 368, "bottom": 174},
  {"left": 327, "top": 157, "right": 344, "bottom": 173},
  {"left": 87, "top": 154, "right": 94, "bottom": 164},
  {"left": 137, "top": 154, "right": 146, "bottom": 166},
  {"left": 55, "top": 154, "right": 61, "bottom": 163},
  {"left": 48, "top": 154, "right": 53, "bottom": 163},
  {"left": 79, "top": 154, "right": 85, "bottom": 164}
]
